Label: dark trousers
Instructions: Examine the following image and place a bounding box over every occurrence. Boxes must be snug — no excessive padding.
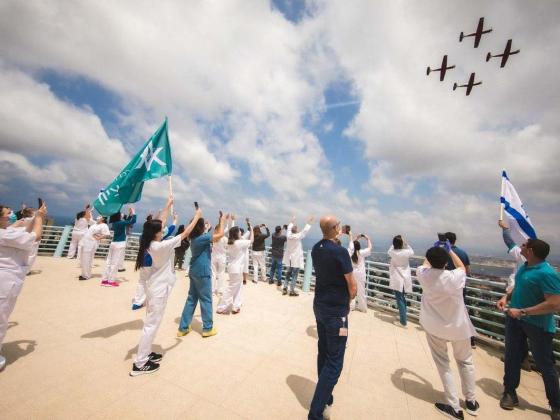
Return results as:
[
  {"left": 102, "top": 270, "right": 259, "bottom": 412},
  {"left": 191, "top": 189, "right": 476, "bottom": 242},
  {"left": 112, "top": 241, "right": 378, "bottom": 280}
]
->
[
  {"left": 308, "top": 305, "right": 348, "bottom": 420},
  {"left": 174, "top": 249, "right": 186, "bottom": 269},
  {"left": 504, "top": 317, "right": 560, "bottom": 408}
]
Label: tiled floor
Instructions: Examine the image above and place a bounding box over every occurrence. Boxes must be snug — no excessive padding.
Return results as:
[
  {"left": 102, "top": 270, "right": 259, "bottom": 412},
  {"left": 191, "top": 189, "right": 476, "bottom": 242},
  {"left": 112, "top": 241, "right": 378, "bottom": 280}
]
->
[{"left": 0, "top": 257, "right": 551, "bottom": 419}]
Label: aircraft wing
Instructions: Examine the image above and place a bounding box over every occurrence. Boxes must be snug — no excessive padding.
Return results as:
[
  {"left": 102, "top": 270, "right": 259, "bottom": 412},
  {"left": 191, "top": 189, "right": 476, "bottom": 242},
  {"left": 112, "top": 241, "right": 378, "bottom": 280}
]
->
[{"left": 500, "top": 54, "right": 509, "bottom": 68}]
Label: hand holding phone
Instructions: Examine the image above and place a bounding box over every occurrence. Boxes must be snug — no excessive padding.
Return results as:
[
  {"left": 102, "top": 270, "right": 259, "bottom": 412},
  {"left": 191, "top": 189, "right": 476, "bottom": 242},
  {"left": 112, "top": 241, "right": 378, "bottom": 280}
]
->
[{"left": 194, "top": 201, "right": 199, "bottom": 210}]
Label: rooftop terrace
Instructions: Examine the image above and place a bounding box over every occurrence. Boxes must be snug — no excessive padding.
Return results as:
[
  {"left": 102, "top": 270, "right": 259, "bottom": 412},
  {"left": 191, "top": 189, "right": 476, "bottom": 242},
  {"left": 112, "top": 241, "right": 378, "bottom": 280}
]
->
[{"left": 0, "top": 256, "right": 551, "bottom": 419}]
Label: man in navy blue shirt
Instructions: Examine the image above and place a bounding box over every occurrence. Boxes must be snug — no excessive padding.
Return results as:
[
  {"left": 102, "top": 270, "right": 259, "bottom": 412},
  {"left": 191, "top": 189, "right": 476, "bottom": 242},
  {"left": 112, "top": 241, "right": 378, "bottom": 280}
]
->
[{"left": 308, "top": 215, "right": 356, "bottom": 420}]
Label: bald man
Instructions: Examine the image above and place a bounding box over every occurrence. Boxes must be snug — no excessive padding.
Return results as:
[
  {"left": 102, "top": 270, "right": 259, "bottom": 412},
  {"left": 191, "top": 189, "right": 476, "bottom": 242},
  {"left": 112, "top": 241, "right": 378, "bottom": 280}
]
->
[{"left": 308, "top": 215, "right": 357, "bottom": 420}]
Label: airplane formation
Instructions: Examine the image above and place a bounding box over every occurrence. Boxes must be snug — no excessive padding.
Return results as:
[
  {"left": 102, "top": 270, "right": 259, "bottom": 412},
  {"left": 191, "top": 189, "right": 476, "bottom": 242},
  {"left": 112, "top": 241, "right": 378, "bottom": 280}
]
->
[{"left": 426, "top": 17, "right": 520, "bottom": 96}]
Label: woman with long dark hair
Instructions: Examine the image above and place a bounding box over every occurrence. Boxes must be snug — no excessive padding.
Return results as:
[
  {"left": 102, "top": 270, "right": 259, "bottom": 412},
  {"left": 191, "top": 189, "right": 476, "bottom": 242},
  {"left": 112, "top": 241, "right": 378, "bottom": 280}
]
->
[
  {"left": 388, "top": 235, "right": 414, "bottom": 327},
  {"left": 217, "top": 219, "right": 254, "bottom": 314},
  {"left": 347, "top": 230, "right": 372, "bottom": 312},
  {"left": 130, "top": 197, "right": 201, "bottom": 376},
  {"left": 177, "top": 211, "right": 226, "bottom": 337}
]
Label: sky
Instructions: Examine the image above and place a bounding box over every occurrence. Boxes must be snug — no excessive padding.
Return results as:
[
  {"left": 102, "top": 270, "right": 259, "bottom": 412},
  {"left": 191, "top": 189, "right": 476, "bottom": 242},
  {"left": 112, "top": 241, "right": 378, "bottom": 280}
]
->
[{"left": 0, "top": 0, "right": 559, "bottom": 257}]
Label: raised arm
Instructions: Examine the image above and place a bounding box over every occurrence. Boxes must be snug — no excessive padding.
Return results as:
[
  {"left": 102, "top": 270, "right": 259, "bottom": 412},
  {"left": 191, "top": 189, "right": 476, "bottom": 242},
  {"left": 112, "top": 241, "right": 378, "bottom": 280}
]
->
[
  {"left": 29, "top": 201, "right": 47, "bottom": 241},
  {"left": 213, "top": 212, "right": 226, "bottom": 242},
  {"left": 181, "top": 208, "right": 203, "bottom": 240},
  {"left": 156, "top": 196, "right": 174, "bottom": 224}
]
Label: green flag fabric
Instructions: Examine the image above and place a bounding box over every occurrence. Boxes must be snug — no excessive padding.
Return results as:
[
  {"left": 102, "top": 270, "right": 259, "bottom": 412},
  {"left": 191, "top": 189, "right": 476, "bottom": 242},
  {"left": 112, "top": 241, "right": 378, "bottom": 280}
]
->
[{"left": 93, "top": 119, "right": 172, "bottom": 216}]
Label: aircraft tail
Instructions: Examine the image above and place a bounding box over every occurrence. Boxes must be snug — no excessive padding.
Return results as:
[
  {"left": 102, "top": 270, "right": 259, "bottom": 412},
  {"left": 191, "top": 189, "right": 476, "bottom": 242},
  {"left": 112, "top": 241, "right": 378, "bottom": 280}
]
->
[
  {"left": 426, "top": 67, "right": 431, "bottom": 76},
  {"left": 486, "top": 52, "right": 492, "bottom": 62}
]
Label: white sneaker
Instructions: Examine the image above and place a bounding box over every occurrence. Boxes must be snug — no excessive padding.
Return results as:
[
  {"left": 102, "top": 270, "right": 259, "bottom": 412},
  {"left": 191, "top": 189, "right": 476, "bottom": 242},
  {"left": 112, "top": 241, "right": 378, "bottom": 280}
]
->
[
  {"left": 323, "top": 404, "right": 332, "bottom": 419},
  {"left": 0, "top": 354, "right": 6, "bottom": 371},
  {"left": 392, "top": 320, "right": 407, "bottom": 329}
]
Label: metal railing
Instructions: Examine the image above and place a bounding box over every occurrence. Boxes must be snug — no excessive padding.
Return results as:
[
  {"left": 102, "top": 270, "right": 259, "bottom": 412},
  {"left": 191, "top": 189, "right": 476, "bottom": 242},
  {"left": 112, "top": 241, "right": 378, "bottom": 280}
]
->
[{"left": 38, "top": 225, "right": 560, "bottom": 357}]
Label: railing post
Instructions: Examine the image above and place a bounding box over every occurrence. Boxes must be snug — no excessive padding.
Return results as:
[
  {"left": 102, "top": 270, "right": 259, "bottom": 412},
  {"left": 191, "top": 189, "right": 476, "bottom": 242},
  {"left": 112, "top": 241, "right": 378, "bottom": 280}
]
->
[
  {"left": 54, "top": 225, "right": 72, "bottom": 257},
  {"left": 303, "top": 250, "right": 312, "bottom": 292}
]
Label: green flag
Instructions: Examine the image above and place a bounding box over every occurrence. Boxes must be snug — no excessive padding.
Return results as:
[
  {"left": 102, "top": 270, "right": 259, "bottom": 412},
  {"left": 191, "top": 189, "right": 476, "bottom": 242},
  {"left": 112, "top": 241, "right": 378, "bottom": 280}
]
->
[{"left": 94, "top": 118, "right": 172, "bottom": 216}]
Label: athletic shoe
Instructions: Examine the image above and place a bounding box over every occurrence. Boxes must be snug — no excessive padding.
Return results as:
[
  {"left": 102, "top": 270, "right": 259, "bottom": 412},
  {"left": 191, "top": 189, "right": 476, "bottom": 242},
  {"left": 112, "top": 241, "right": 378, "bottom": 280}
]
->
[
  {"left": 0, "top": 354, "right": 6, "bottom": 371},
  {"left": 251, "top": 279, "right": 257, "bottom": 284},
  {"left": 435, "top": 403, "right": 464, "bottom": 419},
  {"left": 465, "top": 400, "right": 479, "bottom": 416},
  {"left": 323, "top": 404, "right": 332, "bottom": 419},
  {"left": 129, "top": 360, "right": 160, "bottom": 377},
  {"left": 177, "top": 326, "right": 192, "bottom": 337},
  {"left": 107, "top": 281, "right": 119, "bottom": 287},
  {"left": 276, "top": 281, "right": 282, "bottom": 287},
  {"left": 289, "top": 290, "right": 299, "bottom": 297},
  {"left": 471, "top": 337, "right": 476, "bottom": 349},
  {"left": 78, "top": 276, "right": 88, "bottom": 281},
  {"left": 131, "top": 304, "right": 144, "bottom": 310},
  {"left": 101, "top": 280, "right": 110, "bottom": 286},
  {"left": 392, "top": 320, "right": 407, "bottom": 329},
  {"left": 232, "top": 308, "right": 241, "bottom": 314},
  {"left": 499, "top": 392, "right": 519, "bottom": 410},
  {"left": 282, "top": 288, "right": 288, "bottom": 296},
  {"left": 118, "top": 268, "right": 126, "bottom": 272},
  {"left": 202, "top": 328, "right": 218, "bottom": 338},
  {"left": 148, "top": 352, "right": 163, "bottom": 363},
  {"left": 243, "top": 279, "right": 246, "bottom": 285},
  {"left": 268, "top": 280, "right": 274, "bottom": 284}
]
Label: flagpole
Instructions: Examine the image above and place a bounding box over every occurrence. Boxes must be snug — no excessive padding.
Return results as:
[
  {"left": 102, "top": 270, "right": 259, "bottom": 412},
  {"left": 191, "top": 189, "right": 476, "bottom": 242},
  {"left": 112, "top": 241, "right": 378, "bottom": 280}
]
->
[
  {"left": 168, "top": 175, "right": 174, "bottom": 216},
  {"left": 499, "top": 170, "right": 505, "bottom": 221}
]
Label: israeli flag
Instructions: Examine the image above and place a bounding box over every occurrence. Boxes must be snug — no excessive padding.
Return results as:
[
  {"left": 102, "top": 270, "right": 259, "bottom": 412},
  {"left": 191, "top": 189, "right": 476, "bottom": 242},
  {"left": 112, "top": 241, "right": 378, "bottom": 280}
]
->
[{"left": 500, "top": 170, "right": 537, "bottom": 245}]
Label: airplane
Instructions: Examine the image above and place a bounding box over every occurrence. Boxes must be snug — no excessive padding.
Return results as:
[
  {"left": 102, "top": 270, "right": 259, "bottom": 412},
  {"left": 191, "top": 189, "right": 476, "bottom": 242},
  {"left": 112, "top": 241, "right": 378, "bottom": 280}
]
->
[
  {"left": 459, "top": 17, "right": 492, "bottom": 48},
  {"left": 426, "top": 55, "right": 456, "bottom": 81},
  {"left": 486, "top": 39, "right": 520, "bottom": 68},
  {"left": 453, "top": 73, "right": 482, "bottom": 96}
]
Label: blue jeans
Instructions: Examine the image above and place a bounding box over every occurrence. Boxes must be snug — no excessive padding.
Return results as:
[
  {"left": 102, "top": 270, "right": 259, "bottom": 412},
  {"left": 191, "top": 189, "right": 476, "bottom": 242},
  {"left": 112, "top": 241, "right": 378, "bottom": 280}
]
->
[
  {"left": 308, "top": 305, "right": 348, "bottom": 420},
  {"left": 283, "top": 266, "right": 298, "bottom": 291},
  {"left": 179, "top": 273, "right": 213, "bottom": 332},
  {"left": 269, "top": 257, "right": 283, "bottom": 283},
  {"left": 394, "top": 290, "right": 407, "bottom": 326},
  {"left": 504, "top": 317, "right": 560, "bottom": 408}
]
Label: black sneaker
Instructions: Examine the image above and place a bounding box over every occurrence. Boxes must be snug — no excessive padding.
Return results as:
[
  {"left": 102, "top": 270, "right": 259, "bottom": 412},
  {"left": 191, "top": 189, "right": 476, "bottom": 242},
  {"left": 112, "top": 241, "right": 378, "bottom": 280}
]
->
[
  {"left": 148, "top": 352, "right": 162, "bottom": 363},
  {"left": 268, "top": 280, "right": 274, "bottom": 284},
  {"left": 470, "top": 337, "right": 476, "bottom": 349},
  {"left": 499, "top": 392, "right": 519, "bottom": 410},
  {"left": 78, "top": 276, "right": 88, "bottom": 281},
  {"left": 289, "top": 290, "right": 299, "bottom": 297},
  {"left": 435, "top": 403, "right": 464, "bottom": 419},
  {"left": 465, "top": 400, "right": 479, "bottom": 416},
  {"left": 129, "top": 360, "right": 160, "bottom": 377},
  {"left": 282, "top": 288, "right": 288, "bottom": 295},
  {"left": 118, "top": 268, "right": 126, "bottom": 272}
]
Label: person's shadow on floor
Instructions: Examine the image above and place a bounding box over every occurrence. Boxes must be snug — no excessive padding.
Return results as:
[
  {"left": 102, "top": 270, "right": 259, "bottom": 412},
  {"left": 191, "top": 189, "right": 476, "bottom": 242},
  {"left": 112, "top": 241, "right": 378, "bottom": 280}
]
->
[
  {"left": 81, "top": 319, "right": 143, "bottom": 339},
  {"left": 477, "top": 377, "right": 549, "bottom": 415},
  {"left": 2, "top": 340, "right": 37, "bottom": 367},
  {"left": 286, "top": 374, "right": 316, "bottom": 410},
  {"left": 391, "top": 367, "right": 445, "bottom": 403}
]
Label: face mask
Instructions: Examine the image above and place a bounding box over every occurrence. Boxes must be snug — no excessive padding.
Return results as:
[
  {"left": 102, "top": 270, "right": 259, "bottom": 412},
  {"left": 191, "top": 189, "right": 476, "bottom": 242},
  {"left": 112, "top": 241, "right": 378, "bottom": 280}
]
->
[{"left": 8, "top": 211, "right": 17, "bottom": 224}]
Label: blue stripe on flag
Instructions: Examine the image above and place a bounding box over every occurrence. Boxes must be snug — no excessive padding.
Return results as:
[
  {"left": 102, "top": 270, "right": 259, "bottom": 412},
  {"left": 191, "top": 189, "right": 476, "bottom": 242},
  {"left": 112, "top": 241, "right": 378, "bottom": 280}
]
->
[{"left": 500, "top": 197, "right": 537, "bottom": 239}]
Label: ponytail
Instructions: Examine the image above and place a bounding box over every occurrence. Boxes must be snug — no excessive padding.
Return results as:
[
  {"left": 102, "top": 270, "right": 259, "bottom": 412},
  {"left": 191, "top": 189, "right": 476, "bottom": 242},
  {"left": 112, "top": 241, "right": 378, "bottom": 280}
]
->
[
  {"left": 228, "top": 226, "right": 240, "bottom": 245},
  {"left": 351, "top": 240, "right": 361, "bottom": 264},
  {"left": 135, "top": 220, "right": 162, "bottom": 271}
]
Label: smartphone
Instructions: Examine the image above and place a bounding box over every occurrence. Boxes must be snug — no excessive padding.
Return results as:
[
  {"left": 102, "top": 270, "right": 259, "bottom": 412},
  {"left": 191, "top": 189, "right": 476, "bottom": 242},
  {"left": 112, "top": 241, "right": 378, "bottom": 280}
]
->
[
  {"left": 437, "top": 232, "right": 446, "bottom": 242},
  {"left": 219, "top": 210, "right": 223, "bottom": 218},
  {"left": 38, "top": 198, "right": 44, "bottom": 208},
  {"left": 194, "top": 201, "right": 199, "bottom": 210}
]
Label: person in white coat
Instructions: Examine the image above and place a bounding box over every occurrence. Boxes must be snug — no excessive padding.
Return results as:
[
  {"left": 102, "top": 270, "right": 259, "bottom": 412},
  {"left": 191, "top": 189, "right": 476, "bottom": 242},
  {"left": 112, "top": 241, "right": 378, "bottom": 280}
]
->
[
  {"left": 282, "top": 216, "right": 314, "bottom": 296},
  {"left": 130, "top": 198, "right": 200, "bottom": 376},
  {"left": 67, "top": 206, "right": 94, "bottom": 260},
  {"left": 347, "top": 231, "right": 372, "bottom": 312},
  {"left": 416, "top": 243, "right": 479, "bottom": 419},
  {"left": 79, "top": 216, "right": 111, "bottom": 280},
  {"left": 0, "top": 202, "right": 46, "bottom": 371},
  {"left": 388, "top": 235, "right": 414, "bottom": 327},
  {"left": 211, "top": 213, "right": 230, "bottom": 296},
  {"left": 217, "top": 221, "right": 254, "bottom": 314}
]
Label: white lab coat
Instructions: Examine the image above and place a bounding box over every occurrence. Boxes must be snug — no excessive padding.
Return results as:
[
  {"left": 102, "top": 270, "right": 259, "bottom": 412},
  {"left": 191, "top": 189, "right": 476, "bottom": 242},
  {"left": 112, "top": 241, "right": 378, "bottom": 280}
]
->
[
  {"left": 283, "top": 223, "right": 311, "bottom": 268},
  {"left": 388, "top": 245, "right": 414, "bottom": 293},
  {"left": 416, "top": 266, "right": 476, "bottom": 341},
  {"left": 134, "top": 235, "right": 182, "bottom": 367},
  {"left": 218, "top": 239, "right": 252, "bottom": 312},
  {"left": 348, "top": 241, "right": 372, "bottom": 312},
  {"left": 80, "top": 223, "right": 110, "bottom": 279},
  {"left": 0, "top": 227, "right": 37, "bottom": 348},
  {"left": 68, "top": 217, "right": 94, "bottom": 258}
]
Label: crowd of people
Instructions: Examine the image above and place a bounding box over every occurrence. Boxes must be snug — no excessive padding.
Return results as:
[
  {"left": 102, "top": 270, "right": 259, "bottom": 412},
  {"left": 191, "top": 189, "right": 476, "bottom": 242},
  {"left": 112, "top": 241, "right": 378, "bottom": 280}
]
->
[{"left": 1, "top": 198, "right": 559, "bottom": 420}]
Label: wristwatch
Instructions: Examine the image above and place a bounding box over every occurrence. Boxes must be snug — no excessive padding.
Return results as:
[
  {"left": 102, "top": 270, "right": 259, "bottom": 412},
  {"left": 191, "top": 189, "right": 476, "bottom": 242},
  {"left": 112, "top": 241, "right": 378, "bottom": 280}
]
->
[{"left": 520, "top": 309, "right": 528, "bottom": 317}]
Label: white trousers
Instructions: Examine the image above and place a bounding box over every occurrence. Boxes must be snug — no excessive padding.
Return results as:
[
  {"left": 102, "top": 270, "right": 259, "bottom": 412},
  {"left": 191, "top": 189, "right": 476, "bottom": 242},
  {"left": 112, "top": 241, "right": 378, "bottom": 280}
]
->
[
  {"left": 252, "top": 251, "right": 267, "bottom": 282},
  {"left": 352, "top": 271, "right": 367, "bottom": 312},
  {"left": 0, "top": 273, "right": 24, "bottom": 349},
  {"left": 117, "top": 241, "right": 127, "bottom": 270},
  {"left": 211, "top": 257, "right": 226, "bottom": 295},
  {"left": 67, "top": 231, "right": 85, "bottom": 259},
  {"left": 426, "top": 333, "right": 476, "bottom": 411},
  {"left": 80, "top": 249, "right": 94, "bottom": 279},
  {"left": 217, "top": 273, "right": 243, "bottom": 312},
  {"left": 103, "top": 241, "right": 126, "bottom": 281},
  {"left": 132, "top": 268, "right": 149, "bottom": 307},
  {"left": 134, "top": 282, "right": 171, "bottom": 367}
]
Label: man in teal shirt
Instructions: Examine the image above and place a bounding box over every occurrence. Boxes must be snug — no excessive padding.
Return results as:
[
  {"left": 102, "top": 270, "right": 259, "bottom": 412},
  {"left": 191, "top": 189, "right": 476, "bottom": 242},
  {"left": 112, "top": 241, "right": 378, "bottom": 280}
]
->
[{"left": 497, "top": 238, "right": 560, "bottom": 419}]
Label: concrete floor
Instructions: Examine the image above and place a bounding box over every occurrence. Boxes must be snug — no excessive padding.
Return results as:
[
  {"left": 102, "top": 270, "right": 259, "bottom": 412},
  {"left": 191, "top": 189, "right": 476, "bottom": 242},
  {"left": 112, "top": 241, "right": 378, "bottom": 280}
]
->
[{"left": 0, "top": 256, "right": 551, "bottom": 419}]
